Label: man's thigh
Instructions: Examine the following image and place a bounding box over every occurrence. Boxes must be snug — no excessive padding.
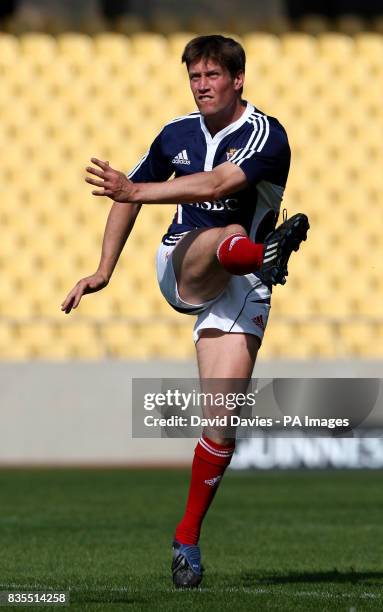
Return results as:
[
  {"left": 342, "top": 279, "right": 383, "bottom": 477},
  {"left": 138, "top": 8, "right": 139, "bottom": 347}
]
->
[
  {"left": 196, "top": 330, "right": 260, "bottom": 442},
  {"left": 172, "top": 225, "right": 243, "bottom": 305},
  {"left": 197, "top": 329, "right": 260, "bottom": 379}
]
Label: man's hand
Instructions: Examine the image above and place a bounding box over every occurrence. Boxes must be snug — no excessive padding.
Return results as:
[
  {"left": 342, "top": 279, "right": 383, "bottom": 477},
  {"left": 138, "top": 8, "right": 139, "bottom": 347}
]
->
[
  {"left": 61, "top": 271, "right": 109, "bottom": 314},
  {"left": 85, "top": 158, "right": 136, "bottom": 202}
]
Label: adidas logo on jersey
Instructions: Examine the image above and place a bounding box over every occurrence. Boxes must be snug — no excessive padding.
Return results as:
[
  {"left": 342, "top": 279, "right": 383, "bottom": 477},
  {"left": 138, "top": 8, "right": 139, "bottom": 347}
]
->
[{"left": 172, "top": 149, "right": 191, "bottom": 165}]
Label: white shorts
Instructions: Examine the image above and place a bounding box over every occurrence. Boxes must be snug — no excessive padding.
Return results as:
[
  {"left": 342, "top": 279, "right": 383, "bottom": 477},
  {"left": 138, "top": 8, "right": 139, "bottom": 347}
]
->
[{"left": 156, "top": 235, "right": 271, "bottom": 344}]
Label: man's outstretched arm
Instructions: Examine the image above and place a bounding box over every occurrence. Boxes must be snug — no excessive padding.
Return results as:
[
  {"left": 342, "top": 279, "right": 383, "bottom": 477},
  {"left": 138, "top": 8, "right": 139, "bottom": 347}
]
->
[
  {"left": 61, "top": 201, "right": 141, "bottom": 313},
  {"left": 85, "top": 158, "right": 248, "bottom": 204}
]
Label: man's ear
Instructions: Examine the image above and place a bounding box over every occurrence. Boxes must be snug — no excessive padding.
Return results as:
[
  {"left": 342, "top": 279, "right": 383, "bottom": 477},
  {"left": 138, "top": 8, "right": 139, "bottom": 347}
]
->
[{"left": 234, "top": 71, "right": 245, "bottom": 92}]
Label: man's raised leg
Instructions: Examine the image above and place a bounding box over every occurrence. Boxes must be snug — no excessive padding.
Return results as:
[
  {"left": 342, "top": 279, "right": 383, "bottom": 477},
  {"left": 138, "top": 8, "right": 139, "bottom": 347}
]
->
[
  {"left": 172, "top": 212, "right": 309, "bottom": 307},
  {"left": 172, "top": 224, "right": 264, "bottom": 305}
]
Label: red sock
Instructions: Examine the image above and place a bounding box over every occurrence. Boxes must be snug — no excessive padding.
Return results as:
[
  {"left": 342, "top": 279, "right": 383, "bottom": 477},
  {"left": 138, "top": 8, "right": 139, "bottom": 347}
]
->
[
  {"left": 217, "top": 233, "right": 264, "bottom": 275},
  {"left": 175, "top": 435, "right": 235, "bottom": 545}
]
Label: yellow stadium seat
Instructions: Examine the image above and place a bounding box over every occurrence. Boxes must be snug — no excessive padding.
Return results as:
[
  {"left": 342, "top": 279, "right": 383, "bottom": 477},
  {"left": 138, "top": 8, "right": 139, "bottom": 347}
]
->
[
  {"left": 0, "top": 295, "right": 36, "bottom": 318},
  {"left": 19, "top": 33, "right": 57, "bottom": 61},
  {"left": 374, "top": 324, "right": 383, "bottom": 349},
  {"left": 309, "top": 287, "right": 355, "bottom": 318},
  {"left": 72, "top": 293, "right": 118, "bottom": 319},
  {"left": 298, "top": 322, "right": 336, "bottom": 358},
  {"left": 57, "top": 322, "right": 103, "bottom": 359},
  {"left": 167, "top": 32, "right": 197, "bottom": 57},
  {"left": 242, "top": 33, "right": 281, "bottom": 64},
  {"left": 112, "top": 56, "right": 152, "bottom": 89},
  {"left": 281, "top": 33, "right": 317, "bottom": 61},
  {"left": 37, "top": 57, "right": 74, "bottom": 92},
  {"left": 357, "top": 85, "right": 383, "bottom": 118},
  {"left": 119, "top": 322, "right": 156, "bottom": 358},
  {"left": 165, "top": 90, "right": 195, "bottom": 115},
  {"left": 152, "top": 56, "right": 187, "bottom": 88},
  {"left": 130, "top": 33, "right": 168, "bottom": 64},
  {"left": 100, "top": 321, "right": 141, "bottom": 358},
  {"left": 262, "top": 319, "right": 312, "bottom": 359},
  {"left": 141, "top": 293, "right": 179, "bottom": 318},
  {"left": 13, "top": 122, "right": 50, "bottom": 154},
  {"left": 317, "top": 33, "right": 355, "bottom": 65},
  {"left": 16, "top": 323, "right": 57, "bottom": 355},
  {"left": 103, "top": 321, "right": 193, "bottom": 359},
  {"left": 1, "top": 57, "right": 35, "bottom": 92},
  {"left": 0, "top": 324, "right": 18, "bottom": 351},
  {"left": 114, "top": 288, "right": 158, "bottom": 319},
  {"left": 33, "top": 294, "right": 68, "bottom": 320},
  {"left": 161, "top": 327, "right": 194, "bottom": 359},
  {"left": 138, "top": 322, "right": 191, "bottom": 358},
  {"left": 271, "top": 289, "right": 313, "bottom": 318},
  {"left": 94, "top": 32, "right": 130, "bottom": 57},
  {"left": 57, "top": 33, "right": 94, "bottom": 66},
  {"left": 0, "top": 33, "right": 19, "bottom": 65},
  {"left": 354, "top": 33, "right": 383, "bottom": 64},
  {"left": 43, "top": 342, "right": 74, "bottom": 360},
  {"left": 338, "top": 322, "right": 381, "bottom": 357},
  {"left": 76, "top": 58, "right": 116, "bottom": 88},
  {"left": 56, "top": 79, "right": 91, "bottom": 112},
  {"left": 0, "top": 340, "right": 31, "bottom": 361},
  {"left": 352, "top": 294, "right": 383, "bottom": 318},
  {"left": 297, "top": 62, "right": 334, "bottom": 100}
]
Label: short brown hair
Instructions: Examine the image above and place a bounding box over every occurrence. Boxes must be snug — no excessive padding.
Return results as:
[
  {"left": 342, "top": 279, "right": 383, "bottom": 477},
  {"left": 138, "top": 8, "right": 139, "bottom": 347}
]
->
[{"left": 182, "top": 35, "right": 246, "bottom": 80}]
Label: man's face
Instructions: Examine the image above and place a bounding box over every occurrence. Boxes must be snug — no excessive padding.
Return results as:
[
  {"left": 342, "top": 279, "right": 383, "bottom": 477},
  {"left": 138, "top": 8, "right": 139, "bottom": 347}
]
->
[{"left": 188, "top": 58, "right": 244, "bottom": 117}]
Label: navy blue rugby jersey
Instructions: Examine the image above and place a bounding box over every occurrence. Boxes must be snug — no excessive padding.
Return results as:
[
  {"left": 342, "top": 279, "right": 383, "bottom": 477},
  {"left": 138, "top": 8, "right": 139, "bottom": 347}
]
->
[{"left": 127, "top": 102, "right": 290, "bottom": 245}]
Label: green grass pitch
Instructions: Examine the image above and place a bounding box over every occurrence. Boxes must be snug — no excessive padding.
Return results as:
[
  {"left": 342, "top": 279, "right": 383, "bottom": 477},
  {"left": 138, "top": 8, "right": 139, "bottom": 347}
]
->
[{"left": 0, "top": 469, "right": 382, "bottom": 611}]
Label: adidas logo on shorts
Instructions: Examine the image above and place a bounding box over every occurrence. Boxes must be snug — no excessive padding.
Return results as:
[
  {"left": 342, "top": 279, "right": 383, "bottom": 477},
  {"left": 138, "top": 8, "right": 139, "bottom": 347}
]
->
[
  {"left": 172, "top": 149, "right": 191, "bottom": 165},
  {"left": 252, "top": 315, "right": 265, "bottom": 331}
]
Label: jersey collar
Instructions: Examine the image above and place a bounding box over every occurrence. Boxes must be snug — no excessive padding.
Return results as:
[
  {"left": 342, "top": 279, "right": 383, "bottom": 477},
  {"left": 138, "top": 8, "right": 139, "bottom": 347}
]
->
[{"left": 199, "top": 101, "right": 254, "bottom": 145}]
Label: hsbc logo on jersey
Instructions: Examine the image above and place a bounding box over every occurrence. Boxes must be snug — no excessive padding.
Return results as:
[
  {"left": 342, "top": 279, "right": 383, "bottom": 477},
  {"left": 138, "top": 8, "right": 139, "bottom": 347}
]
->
[
  {"left": 192, "top": 198, "right": 239, "bottom": 211},
  {"left": 252, "top": 315, "right": 265, "bottom": 331}
]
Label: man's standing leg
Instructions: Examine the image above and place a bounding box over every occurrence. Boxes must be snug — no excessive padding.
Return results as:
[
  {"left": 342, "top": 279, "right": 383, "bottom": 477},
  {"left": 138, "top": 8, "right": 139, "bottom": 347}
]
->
[{"left": 172, "top": 330, "right": 260, "bottom": 587}]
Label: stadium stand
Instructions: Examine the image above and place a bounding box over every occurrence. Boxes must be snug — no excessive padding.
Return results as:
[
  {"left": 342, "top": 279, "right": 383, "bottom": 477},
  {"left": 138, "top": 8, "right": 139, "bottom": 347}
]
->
[{"left": 1, "top": 31, "right": 382, "bottom": 359}]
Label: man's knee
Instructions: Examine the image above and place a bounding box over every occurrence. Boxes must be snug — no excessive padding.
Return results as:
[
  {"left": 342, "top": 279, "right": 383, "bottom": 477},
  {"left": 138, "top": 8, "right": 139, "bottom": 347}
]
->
[
  {"left": 203, "top": 427, "right": 236, "bottom": 447},
  {"left": 220, "top": 224, "right": 247, "bottom": 240}
]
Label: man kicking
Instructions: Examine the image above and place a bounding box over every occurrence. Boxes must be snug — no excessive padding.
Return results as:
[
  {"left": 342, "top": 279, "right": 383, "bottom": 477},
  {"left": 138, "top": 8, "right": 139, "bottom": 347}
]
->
[{"left": 61, "top": 35, "right": 309, "bottom": 588}]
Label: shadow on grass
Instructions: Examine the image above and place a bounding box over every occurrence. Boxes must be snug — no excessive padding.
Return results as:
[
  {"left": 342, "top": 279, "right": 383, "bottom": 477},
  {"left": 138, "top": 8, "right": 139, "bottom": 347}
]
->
[
  {"left": 72, "top": 594, "right": 146, "bottom": 605},
  {"left": 242, "top": 569, "right": 383, "bottom": 587}
]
